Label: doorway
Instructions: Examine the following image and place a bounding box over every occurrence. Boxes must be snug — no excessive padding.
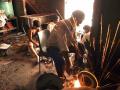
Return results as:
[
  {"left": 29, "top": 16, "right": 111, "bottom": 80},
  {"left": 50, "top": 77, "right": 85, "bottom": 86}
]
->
[{"left": 65, "top": 0, "right": 94, "bottom": 33}]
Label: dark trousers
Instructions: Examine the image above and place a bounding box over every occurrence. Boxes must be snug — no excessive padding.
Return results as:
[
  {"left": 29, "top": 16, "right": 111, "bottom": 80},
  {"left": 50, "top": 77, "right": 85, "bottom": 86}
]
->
[
  {"left": 69, "top": 44, "right": 85, "bottom": 67},
  {"left": 47, "top": 47, "right": 65, "bottom": 77}
]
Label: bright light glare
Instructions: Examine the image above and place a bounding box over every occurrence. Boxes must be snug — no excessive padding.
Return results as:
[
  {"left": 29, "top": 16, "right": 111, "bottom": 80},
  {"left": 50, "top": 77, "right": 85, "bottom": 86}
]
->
[
  {"left": 65, "top": 0, "right": 94, "bottom": 33},
  {"left": 74, "top": 79, "right": 81, "bottom": 88}
]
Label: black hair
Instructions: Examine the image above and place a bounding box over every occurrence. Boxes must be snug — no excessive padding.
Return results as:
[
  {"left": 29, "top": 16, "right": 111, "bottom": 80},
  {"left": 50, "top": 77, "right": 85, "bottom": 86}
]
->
[
  {"left": 83, "top": 25, "right": 90, "bottom": 30},
  {"left": 36, "top": 73, "right": 63, "bottom": 90},
  {"left": 33, "top": 20, "right": 41, "bottom": 28},
  {"left": 41, "top": 24, "right": 48, "bottom": 30},
  {"left": 72, "top": 10, "right": 85, "bottom": 21},
  {"left": 50, "top": 15, "right": 59, "bottom": 22},
  {"left": 53, "top": 15, "right": 59, "bottom": 21}
]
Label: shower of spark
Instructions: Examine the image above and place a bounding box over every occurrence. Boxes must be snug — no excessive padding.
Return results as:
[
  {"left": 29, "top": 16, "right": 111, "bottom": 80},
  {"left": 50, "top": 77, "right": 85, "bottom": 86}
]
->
[
  {"left": 101, "top": 24, "right": 111, "bottom": 68},
  {"left": 100, "top": 83, "right": 120, "bottom": 88},
  {"left": 99, "top": 21, "right": 120, "bottom": 84},
  {"left": 100, "top": 40, "right": 120, "bottom": 83},
  {"left": 109, "top": 21, "right": 120, "bottom": 55},
  {"left": 104, "top": 59, "right": 120, "bottom": 80}
]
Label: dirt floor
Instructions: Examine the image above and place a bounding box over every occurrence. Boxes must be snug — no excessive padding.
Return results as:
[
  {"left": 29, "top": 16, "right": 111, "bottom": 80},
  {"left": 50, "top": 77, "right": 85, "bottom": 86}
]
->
[
  {"left": 0, "top": 33, "right": 120, "bottom": 90},
  {"left": 0, "top": 33, "right": 57, "bottom": 90}
]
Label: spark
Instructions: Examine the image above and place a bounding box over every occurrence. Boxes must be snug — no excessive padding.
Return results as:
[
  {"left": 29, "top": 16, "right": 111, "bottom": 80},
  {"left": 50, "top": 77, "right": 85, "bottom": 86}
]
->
[
  {"left": 100, "top": 40, "right": 120, "bottom": 82},
  {"left": 103, "top": 59, "right": 120, "bottom": 80},
  {"left": 100, "top": 21, "right": 120, "bottom": 83},
  {"left": 103, "top": 26, "right": 111, "bottom": 65},
  {"left": 101, "top": 24, "right": 110, "bottom": 68},
  {"left": 100, "top": 15, "right": 103, "bottom": 52},
  {"left": 109, "top": 21, "right": 120, "bottom": 56},
  {"left": 100, "top": 83, "right": 120, "bottom": 88}
]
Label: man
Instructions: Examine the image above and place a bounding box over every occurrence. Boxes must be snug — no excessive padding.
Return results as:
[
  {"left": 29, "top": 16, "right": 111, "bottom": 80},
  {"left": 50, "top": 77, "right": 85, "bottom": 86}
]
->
[
  {"left": 81, "top": 25, "right": 91, "bottom": 50},
  {"left": 47, "top": 10, "right": 85, "bottom": 78},
  {"left": 28, "top": 20, "right": 41, "bottom": 63},
  {"left": 81, "top": 25, "right": 91, "bottom": 44}
]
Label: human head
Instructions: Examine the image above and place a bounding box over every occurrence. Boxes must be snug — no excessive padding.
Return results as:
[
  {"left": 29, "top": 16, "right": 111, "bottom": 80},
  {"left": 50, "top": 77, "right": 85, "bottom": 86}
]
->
[
  {"left": 36, "top": 73, "right": 63, "bottom": 90},
  {"left": 72, "top": 10, "right": 85, "bottom": 26},
  {"left": 33, "top": 20, "right": 41, "bottom": 28},
  {"left": 51, "top": 15, "right": 60, "bottom": 22},
  {"left": 83, "top": 25, "right": 91, "bottom": 33}
]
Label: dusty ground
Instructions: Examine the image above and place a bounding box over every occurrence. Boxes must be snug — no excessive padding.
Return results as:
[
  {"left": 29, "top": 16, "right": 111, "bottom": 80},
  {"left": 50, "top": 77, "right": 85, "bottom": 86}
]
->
[
  {"left": 0, "top": 56, "right": 39, "bottom": 90},
  {"left": 0, "top": 33, "right": 120, "bottom": 90},
  {"left": 0, "top": 33, "right": 56, "bottom": 90}
]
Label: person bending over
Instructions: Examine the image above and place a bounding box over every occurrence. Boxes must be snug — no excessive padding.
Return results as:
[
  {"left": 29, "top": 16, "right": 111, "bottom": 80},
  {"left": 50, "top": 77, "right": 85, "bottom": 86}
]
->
[
  {"left": 28, "top": 20, "right": 41, "bottom": 63},
  {"left": 46, "top": 10, "right": 85, "bottom": 78}
]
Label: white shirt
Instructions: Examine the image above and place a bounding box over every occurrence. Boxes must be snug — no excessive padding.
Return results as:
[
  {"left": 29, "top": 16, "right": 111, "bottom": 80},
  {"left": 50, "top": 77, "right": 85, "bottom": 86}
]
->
[
  {"left": 81, "top": 32, "right": 90, "bottom": 44},
  {"left": 47, "top": 22, "right": 56, "bottom": 32}
]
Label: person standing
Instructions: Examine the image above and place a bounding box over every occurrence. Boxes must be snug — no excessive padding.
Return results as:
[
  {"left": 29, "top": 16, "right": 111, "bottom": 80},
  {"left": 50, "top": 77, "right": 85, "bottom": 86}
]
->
[
  {"left": 81, "top": 25, "right": 91, "bottom": 50},
  {"left": 46, "top": 10, "right": 85, "bottom": 78}
]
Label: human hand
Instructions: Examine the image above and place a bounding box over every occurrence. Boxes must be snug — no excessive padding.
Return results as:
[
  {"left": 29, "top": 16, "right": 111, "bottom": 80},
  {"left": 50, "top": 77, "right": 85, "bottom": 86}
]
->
[{"left": 36, "top": 42, "right": 39, "bottom": 47}]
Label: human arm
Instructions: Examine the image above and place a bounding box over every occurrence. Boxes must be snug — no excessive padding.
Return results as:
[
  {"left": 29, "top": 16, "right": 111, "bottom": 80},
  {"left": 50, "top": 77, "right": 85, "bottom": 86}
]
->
[
  {"left": 66, "top": 29, "right": 79, "bottom": 51},
  {"left": 28, "top": 29, "right": 39, "bottom": 46}
]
